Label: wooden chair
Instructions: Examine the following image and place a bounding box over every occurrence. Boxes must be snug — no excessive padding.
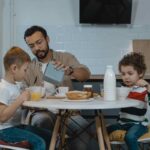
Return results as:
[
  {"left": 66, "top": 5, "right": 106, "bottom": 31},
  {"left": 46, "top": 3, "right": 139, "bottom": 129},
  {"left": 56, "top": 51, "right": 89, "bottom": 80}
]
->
[
  {"left": 0, "top": 145, "right": 29, "bottom": 150},
  {"left": 110, "top": 126, "right": 150, "bottom": 150}
]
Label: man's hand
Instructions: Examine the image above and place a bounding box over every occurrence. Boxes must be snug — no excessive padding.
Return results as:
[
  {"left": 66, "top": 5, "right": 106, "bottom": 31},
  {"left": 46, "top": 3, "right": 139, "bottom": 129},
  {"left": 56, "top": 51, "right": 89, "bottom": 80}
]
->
[{"left": 52, "top": 61, "right": 73, "bottom": 75}]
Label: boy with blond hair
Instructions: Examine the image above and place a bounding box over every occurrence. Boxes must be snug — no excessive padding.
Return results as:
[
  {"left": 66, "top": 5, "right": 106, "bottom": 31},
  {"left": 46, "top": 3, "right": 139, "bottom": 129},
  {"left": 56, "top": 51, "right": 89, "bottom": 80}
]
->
[{"left": 0, "top": 46, "right": 51, "bottom": 150}]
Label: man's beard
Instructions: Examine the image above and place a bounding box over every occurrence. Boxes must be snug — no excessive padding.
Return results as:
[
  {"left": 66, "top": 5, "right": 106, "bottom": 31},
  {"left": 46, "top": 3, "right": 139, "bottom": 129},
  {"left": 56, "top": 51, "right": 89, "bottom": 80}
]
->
[{"left": 35, "top": 48, "right": 49, "bottom": 60}]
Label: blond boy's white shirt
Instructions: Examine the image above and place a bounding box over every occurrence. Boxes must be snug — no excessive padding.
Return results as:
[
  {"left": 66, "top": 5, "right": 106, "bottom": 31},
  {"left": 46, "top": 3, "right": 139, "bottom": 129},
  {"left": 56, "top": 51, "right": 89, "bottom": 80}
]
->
[{"left": 0, "top": 79, "right": 22, "bottom": 129}]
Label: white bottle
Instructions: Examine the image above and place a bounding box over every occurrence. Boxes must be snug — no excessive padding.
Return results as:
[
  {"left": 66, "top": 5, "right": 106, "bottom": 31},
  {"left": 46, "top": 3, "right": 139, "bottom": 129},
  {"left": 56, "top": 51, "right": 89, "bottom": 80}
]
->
[{"left": 104, "top": 65, "right": 116, "bottom": 101}]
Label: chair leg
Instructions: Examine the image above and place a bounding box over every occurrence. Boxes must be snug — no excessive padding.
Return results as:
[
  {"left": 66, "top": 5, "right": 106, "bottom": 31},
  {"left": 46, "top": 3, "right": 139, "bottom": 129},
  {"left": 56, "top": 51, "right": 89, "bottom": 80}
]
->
[
  {"left": 139, "top": 143, "right": 144, "bottom": 150},
  {"left": 114, "top": 145, "right": 121, "bottom": 150}
]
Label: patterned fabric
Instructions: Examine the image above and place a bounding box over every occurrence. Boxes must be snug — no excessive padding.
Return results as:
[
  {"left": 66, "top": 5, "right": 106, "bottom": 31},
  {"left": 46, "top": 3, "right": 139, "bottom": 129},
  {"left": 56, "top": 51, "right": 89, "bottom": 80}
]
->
[{"left": 118, "top": 86, "right": 148, "bottom": 125}]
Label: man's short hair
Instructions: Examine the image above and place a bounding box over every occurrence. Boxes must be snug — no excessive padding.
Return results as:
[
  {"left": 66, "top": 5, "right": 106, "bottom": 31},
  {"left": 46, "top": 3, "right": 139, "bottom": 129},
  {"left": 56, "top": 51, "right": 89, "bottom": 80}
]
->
[{"left": 24, "top": 25, "right": 48, "bottom": 40}]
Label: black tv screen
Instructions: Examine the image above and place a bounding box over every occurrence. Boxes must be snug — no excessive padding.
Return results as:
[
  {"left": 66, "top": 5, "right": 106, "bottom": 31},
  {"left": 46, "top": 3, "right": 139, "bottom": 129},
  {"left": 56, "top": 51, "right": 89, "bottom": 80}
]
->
[{"left": 80, "top": 0, "right": 132, "bottom": 24}]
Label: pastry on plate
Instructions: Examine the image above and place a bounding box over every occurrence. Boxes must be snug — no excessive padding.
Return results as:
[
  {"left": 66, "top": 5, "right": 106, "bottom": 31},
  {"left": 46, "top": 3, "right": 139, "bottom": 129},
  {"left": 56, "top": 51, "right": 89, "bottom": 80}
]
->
[{"left": 66, "top": 91, "right": 91, "bottom": 100}]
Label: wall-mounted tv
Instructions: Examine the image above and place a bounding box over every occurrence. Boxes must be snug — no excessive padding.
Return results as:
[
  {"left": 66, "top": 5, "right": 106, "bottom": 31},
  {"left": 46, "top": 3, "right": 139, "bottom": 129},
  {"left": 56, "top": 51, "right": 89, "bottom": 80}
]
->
[{"left": 80, "top": 0, "right": 132, "bottom": 24}]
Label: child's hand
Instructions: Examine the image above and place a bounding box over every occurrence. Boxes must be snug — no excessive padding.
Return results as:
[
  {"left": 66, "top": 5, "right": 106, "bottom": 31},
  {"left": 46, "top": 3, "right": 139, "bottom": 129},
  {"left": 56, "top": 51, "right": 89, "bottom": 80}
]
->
[
  {"left": 136, "top": 79, "right": 150, "bottom": 92},
  {"left": 18, "top": 90, "right": 30, "bottom": 102}
]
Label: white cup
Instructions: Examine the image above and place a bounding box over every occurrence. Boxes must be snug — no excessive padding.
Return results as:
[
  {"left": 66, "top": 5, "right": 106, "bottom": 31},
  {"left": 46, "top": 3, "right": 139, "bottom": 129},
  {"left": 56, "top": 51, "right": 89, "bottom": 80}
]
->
[
  {"left": 116, "top": 87, "right": 131, "bottom": 100},
  {"left": 28, "top": 86, "right": 45, "bottom": 101},
  {"left": 56, "top": 86, "right": 69, "bottom": 96}
]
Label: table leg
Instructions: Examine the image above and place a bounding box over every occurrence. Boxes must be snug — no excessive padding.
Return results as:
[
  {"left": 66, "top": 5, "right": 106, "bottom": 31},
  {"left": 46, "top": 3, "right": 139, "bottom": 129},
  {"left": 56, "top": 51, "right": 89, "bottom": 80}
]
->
[
  {"left": 95, "top": 116, "right": 105, "bottom": 150},
  {"left": 49, "top": 116, "right": 61, "bottom": 150},
  {"left": 59, "top": 113, "right": 69, "bottom": 150},
  {"left": 100, "top": 114, "right": 111, "bottom": 150}
]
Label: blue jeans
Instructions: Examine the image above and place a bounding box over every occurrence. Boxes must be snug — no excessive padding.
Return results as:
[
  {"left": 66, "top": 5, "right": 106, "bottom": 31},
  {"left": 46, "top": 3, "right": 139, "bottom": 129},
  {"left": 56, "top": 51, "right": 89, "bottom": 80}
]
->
[
  {"left": 0, "top": 124, "right": 51, "bottom": 150},
  {"left": 107, "top": 123, "right": 148, "bottom": 150},
  {"left": 67, "top": 115, "right": 92, "bottom": 150}
]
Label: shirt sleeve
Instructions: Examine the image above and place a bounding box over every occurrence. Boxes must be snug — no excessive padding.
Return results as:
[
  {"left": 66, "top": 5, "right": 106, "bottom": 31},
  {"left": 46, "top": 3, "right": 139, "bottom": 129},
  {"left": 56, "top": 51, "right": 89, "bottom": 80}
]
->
[
  {"left": 59, "top": 52, "right": 91, "bottom": 74},
  {"left": 0, "top": 87, "right": 10, "bottom": 105}
]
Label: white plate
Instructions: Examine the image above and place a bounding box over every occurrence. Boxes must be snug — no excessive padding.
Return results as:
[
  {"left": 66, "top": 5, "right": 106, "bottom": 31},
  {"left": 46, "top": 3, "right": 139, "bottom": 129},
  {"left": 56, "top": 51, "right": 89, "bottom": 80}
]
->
[
  {"left": 63, "top": 98, "right": 93, "bottom": 102},
  {"left": 100, "top": 99, "right": 119, "bottom": 102},
  {"left": 46, "top": 95, "right": 66, "bottom": 99},
  {"left": 55, "top": 93, "right": 66, "bottom": 98}
]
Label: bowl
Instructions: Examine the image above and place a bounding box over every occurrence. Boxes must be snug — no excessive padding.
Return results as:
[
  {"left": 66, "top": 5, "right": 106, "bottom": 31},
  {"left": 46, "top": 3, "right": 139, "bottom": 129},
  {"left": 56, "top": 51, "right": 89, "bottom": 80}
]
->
[{"left": 116, "top": 87, "right": 131, "bottom": 100}]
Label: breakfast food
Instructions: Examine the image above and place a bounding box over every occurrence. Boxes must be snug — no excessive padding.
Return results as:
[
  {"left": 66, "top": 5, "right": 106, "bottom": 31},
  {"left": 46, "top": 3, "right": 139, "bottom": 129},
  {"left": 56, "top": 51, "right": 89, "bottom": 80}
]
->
[{"left": 66, "top": 91, "right": 91, "bottom": 100}]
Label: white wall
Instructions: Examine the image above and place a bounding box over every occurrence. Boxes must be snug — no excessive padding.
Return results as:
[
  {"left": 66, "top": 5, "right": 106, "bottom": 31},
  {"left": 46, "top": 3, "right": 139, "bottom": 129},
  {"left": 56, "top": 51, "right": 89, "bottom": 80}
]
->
[
  {"left": 0, "top": 0, "right": 2, "bottom": 49},
  {"left": 1, "top": 0, "right": 150, "bottom": 75},
  {"left": 0, "top": 0, "right": 2, "bottom": 48},
  {"left": 0, "top": 0, "right": 4, "bottom": 77}
]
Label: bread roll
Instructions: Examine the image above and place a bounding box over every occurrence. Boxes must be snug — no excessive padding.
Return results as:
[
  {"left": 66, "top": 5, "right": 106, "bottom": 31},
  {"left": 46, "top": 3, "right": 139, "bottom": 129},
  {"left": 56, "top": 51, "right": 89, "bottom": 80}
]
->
[{"left": 66, "top": 91, "right": 91, "bottom": 100}]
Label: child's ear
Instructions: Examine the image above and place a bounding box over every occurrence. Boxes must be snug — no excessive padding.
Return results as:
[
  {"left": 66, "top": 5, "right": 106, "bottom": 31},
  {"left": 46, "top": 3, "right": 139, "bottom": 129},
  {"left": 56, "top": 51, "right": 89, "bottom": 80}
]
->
[
  {"left": 10, "top": 64, "right": 17, "bottom": 72},
  {"left": 46, "top": 36, "right": 50, "bottom": 43},
  {"left": 139, "top": 73, "right": 144, "bottom": 78}
]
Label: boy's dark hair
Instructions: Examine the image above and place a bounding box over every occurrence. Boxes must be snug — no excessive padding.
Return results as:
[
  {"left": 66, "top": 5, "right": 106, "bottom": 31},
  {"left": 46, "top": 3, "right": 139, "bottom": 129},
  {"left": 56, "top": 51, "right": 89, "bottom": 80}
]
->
[
  {"left": 119, "top": 52, "right": 146, "bottom": 76},
  {"left": 4, "top": 46, "right": 31, "bottom": 71},
  {"left": 24, "top": 25, "right": 48, "bottom": 40}
]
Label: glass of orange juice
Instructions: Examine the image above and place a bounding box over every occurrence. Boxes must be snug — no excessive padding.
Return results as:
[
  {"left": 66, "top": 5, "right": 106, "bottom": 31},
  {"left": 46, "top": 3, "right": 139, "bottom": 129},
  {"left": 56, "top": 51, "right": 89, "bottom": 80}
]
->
[
  {"left": 28, "top": 86, "right": 45, "bottom": 101},
  {"left": 31, "top": 92, "right": 42, "bottom": 101}
]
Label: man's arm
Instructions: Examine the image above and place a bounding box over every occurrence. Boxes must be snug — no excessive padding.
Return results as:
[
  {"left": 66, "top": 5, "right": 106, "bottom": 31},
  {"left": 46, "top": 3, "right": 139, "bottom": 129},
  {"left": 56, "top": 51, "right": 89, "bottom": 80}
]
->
[
  {"left": 66, "top": 66, "right": 90, "bottom": 82},
  {"left": 53, "top": 52, "right": 91, "bottom": 82}
]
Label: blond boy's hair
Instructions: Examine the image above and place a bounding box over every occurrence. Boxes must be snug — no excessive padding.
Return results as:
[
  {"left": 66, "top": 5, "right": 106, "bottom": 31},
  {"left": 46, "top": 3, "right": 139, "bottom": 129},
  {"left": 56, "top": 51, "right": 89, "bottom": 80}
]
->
[{"left": 4, "top": 46, "right": 31, "bottom": 71}]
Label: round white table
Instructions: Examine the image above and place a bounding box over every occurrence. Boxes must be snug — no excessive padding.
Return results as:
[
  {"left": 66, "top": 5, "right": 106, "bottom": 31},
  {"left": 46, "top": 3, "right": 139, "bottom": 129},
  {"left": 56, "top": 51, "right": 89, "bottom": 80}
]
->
[
  {"left": 23, "top": 97, "right": 140, "bottom": 110},
  {"left": 23, "top": 98, "right": 140, "bottom": 150}
]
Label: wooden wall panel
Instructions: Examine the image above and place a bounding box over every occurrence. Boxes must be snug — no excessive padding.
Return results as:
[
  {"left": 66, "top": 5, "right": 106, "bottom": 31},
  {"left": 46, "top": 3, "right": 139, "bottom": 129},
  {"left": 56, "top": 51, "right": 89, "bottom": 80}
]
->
[{"left": 133, "top": 40, "right": 150, "bottom": 75}]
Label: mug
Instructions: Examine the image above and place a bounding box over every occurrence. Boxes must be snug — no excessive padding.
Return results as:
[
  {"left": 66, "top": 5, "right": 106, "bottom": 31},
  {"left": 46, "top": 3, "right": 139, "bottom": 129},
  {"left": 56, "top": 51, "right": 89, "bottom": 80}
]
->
[{"left": 56, "top": 86, "right": 69, "bottom": 96}]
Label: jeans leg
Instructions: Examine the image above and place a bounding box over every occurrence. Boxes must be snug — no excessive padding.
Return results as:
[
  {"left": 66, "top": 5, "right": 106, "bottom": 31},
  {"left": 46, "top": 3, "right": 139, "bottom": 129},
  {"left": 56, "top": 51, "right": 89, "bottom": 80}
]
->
[
  {"left": 67, "top": 115, "right": 92, "bottom": 150},
  {"left": 30, "top": 111, "right": 56, "bottom": 130},
  {"left": 124, "top": 124, "right": 148, "bottom": 150}
]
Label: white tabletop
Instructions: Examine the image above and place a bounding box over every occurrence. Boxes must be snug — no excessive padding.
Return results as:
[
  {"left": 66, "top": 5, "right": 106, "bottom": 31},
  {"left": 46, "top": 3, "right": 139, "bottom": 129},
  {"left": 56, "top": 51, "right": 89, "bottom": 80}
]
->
[{"left": 23, "top": 97, "right": 140, "bottom": 110}]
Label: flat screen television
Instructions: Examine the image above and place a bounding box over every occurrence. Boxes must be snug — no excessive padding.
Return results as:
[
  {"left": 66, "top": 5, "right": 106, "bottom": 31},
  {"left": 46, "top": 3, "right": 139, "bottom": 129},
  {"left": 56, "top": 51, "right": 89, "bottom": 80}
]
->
[{"left": 80, "top": 0, "right": 132, "bottom": 24}]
